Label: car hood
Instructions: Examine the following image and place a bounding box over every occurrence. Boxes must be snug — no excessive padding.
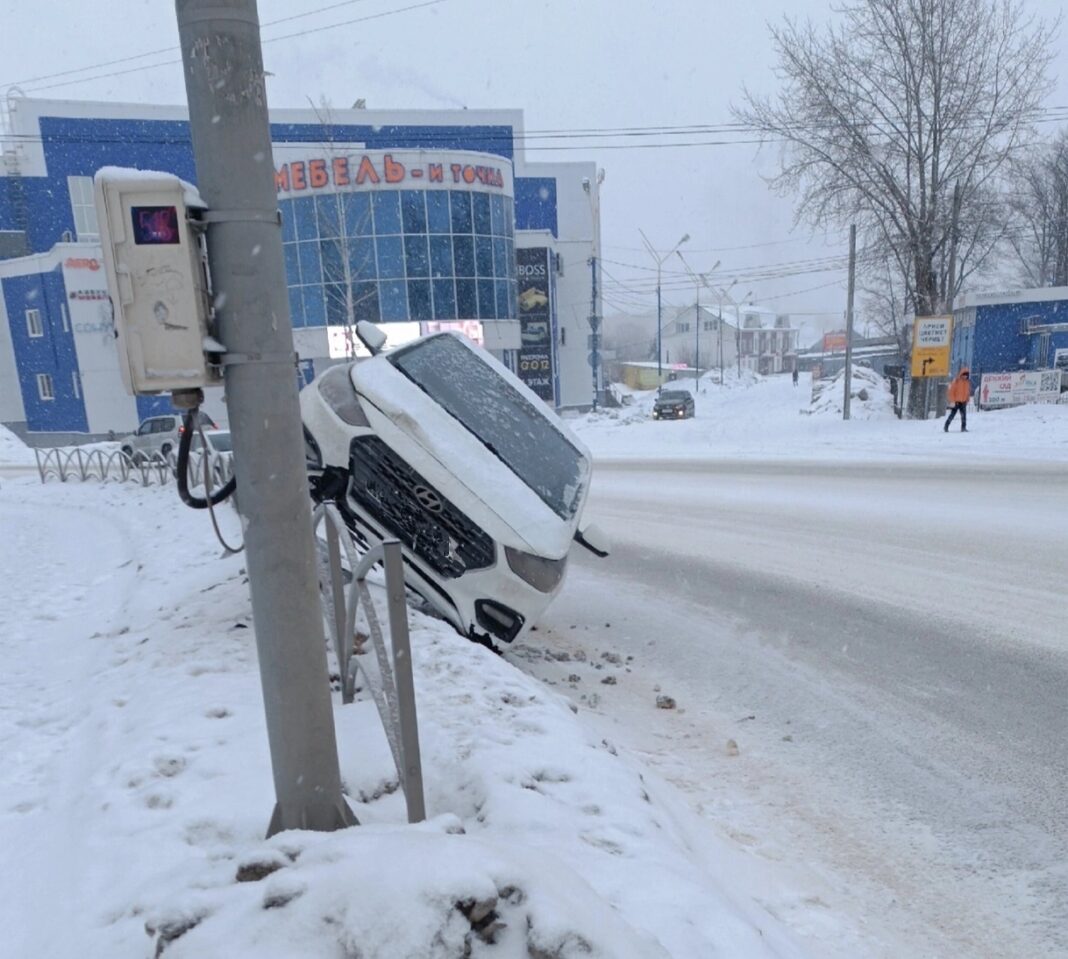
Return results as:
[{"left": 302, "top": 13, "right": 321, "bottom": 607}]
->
[{"left": 350, "top": 359, "right": 586, "bottom": 559}]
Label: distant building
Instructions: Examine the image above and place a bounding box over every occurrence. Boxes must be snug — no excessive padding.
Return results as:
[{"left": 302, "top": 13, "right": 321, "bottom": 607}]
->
[
  {"left": 0, "top": 96, "right": 602, "bottom": 443},
  {"left": 660, "top": 303, "right": 798, "bottom": 375},
  {"left": 797, "top": 331, "right": 903, "bottom": 377},
  {"left": 615, "top": 360, "right": 695, "bottom": 391}
]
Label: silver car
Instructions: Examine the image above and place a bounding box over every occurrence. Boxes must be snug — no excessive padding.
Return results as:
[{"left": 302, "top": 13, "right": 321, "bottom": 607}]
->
[{"left": 122, "top": 411, "right": 216, "bottom": 463}]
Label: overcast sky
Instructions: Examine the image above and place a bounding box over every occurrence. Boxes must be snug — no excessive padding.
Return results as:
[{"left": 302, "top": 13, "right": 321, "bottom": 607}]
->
[{"left": 3, "top": 0, "right": 1067, "bottom": 339}]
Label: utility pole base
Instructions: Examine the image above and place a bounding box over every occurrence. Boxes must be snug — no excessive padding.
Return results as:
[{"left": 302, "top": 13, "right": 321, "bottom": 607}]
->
[{"left": 267, "top": 798, "right": 358, "bottom": 838}]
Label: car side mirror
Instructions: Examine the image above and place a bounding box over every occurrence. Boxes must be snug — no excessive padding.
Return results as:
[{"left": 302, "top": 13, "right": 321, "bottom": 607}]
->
[
  {"left": 574, "top": 520, "right": 610, "bottom": 558},
  {"left": 356, "top": 321, "right": 388, "bottom": 356}
]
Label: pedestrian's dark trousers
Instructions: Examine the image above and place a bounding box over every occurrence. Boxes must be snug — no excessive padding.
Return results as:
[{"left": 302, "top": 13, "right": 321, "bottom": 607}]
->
[{"left": 945, "top": 402, "right": 967, "bottom": 430}]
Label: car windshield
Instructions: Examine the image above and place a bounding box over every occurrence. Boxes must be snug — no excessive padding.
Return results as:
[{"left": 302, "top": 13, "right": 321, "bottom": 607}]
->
[
  {"left": 206, "top": 431, "right": 232, "bottom": 452},
  {"left": 388, "top": 334, "right": 587, "bottom": 520},
  {"left": 658, "top": 391, "right": 689, "bottom": 402}
]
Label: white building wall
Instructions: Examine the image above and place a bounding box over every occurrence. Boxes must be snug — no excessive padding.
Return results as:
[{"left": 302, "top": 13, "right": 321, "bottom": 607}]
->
[{"left": 60, "top": 245, "right": 140, "bottom": 433}]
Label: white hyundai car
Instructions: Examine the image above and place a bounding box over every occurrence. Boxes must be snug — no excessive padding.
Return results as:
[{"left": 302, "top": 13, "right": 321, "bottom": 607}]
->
[{"left": 301, "top": 325, "right": 607, "bottom": 645}]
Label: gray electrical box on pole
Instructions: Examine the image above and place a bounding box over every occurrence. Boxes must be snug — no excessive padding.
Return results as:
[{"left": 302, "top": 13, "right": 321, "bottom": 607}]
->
[{"left": 175, "top": 0, "right": 355, "bottom": 836}]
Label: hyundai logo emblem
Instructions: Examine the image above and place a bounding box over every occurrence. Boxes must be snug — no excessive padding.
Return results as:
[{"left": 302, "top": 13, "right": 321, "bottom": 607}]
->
[{"left": 413, "top": 484, "right": 443, "bottom": 513}]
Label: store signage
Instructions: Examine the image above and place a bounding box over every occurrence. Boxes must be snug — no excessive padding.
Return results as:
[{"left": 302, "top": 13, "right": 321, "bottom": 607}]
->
[
  {"left": 979, "top": 370, "right": 1061, "bottom": 408},
  {"left": 516, "top": 247, "right": 555, "bottom": 403},
  {"left": 910, "top": 315, "right": 952, "bottom": 378},
  {"left": 64, "top": 257, "right": 101, "bottom": 271},
  {"left": 822, "top": 331, "right": 847, "bottom": 352},
  {"left": 274, "top": 150, "right": 510, "bottom": 199},
  {"left": 68, "top": 289, "right": 110, "bottom": 301},
  {"left": 422, "top": 320, "right": 485, "bottom": 346}
]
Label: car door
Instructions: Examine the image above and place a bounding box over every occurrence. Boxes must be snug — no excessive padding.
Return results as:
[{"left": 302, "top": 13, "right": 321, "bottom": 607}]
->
[{"left": 130, "top": 419, "right": 156, "bottom": 454}]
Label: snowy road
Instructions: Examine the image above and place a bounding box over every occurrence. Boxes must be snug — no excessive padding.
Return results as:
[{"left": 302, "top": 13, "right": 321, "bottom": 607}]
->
[{"left": 526, "top": 458, "right": 1068, "bottom": 959}]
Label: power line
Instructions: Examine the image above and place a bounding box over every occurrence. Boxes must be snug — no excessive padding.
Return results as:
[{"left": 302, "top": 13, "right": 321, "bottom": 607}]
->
[
  {"left": 1, "top": 0, "right": 390, "bottom": 89},
  {"left": 10, "top": 0, "right": 449, "bottom": 94}
]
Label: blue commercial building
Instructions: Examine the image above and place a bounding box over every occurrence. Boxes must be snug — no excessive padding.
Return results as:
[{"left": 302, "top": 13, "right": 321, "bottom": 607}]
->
[
  {"left": 951, "top": 288, "right": 1068, "bottom": 402},
  {"left": 1, "top": 97, "right": 602, "bottom": 441}
]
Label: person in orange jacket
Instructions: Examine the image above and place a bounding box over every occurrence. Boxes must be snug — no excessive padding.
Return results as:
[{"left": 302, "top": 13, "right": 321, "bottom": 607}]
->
[{"left": 944, "top": 368, "right": 972, "bottom": 432}]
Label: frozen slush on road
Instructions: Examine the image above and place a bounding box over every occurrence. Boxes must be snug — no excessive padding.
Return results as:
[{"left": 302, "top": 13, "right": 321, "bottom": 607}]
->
[{"left": 301, "top": 326, "right": 608, "bottom": 647}]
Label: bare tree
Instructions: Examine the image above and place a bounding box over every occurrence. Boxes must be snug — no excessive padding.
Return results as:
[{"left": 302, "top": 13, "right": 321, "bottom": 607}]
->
[
  {"left": 736, "top": 0, "right": 1056, "bottom": 317},
  {"left": 308, "top": 97, "right": 377, "bottom": 357},
  {"left": 1008, "top": 128, "right": 1068, "bottom": 287}
]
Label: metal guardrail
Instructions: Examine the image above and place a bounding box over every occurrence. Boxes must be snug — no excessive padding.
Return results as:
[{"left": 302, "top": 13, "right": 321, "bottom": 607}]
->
[
  {"left": 313, "top": 503, "right": 426, "bottom": 825},
  {"left": 33, "top": 446, "right": 233, "bottom": 488}
]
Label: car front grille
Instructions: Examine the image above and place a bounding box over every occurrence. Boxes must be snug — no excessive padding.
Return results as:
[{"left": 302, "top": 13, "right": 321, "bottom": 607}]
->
[{"left": 347, "top": 436, "right": 495, "bottom": 579}]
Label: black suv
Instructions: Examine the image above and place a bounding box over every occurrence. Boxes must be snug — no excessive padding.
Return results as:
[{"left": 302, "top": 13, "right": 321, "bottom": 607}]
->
[{"left": 652, "top": 389, "right": 695, "bottom": 420}]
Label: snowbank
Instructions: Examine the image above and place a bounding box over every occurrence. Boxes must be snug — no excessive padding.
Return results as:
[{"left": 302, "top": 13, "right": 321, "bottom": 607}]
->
[
  {"left": 0, "top": 423, "right": 35, "bottom": 465},
  {"left": 805, "top": 365, "right": 895, "bottom": 420},
  {"left": 0, "top": 478, "right": 807, "bottom": 959}
]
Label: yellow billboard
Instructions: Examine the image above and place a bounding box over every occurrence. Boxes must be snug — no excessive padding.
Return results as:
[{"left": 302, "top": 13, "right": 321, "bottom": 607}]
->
[{"left": 911, "top": 315, "right": 953, "bottom": 377}]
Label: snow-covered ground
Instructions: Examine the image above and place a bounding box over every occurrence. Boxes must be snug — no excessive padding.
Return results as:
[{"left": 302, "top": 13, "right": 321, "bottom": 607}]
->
[
  {"left": 0, "top": 423, "right": 37, "bottom": 466},
  {"left": 1, "top": 477, "right": 817, "bottom": 959},
  {"left": 576, "top": 369, "right": 1068, "bottom": 463},
  {"left": 3, "top": 370, "right": 1065, "bottom": 958}
]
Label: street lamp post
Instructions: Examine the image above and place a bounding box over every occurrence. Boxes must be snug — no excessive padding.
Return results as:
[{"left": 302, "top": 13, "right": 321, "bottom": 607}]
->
[
  {"left": 639, "top": 229, "right": 689, "bottom": 389},
  {"left": 677, "top": 252, "right": 720, "bottom": 385},
  {"left": 734, "top": 290, "right": 753, "bottom": 378},
  {"left": 713, "top": 279, "right": 737, "bottom": 383}
]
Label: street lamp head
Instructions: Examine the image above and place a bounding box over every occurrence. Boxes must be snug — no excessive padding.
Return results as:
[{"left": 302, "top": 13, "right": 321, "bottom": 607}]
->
[{"left": 680, "top": 233, "right": 690, "bottom": 245}]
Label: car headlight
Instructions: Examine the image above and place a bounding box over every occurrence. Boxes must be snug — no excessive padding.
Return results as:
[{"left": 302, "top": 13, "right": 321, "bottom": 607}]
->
[{"left": 505, "top": 546, "right": 568, "bottom": 593}]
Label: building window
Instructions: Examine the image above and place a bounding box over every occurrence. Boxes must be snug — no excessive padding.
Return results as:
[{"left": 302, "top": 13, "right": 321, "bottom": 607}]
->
[
  {"left": 280, "top": 186, "right": 519, "bottom": 327},
  {"left": 67, "top": 176, "right": 100, "bottom": 242},
  {"left": 37, "top": 373, "right": 55, "bottom": 401},
  {"left": 25, "top": 308, "right": 44, "bottom": 338},
  {"left": 60, "top": 304, "right": 70, "bottom": 332},
  {"left": 72, "top": 371, "right": 81, "bottom": 399},
  {"left": 678, "top": 321, "right": 690, "bottom": 333}
]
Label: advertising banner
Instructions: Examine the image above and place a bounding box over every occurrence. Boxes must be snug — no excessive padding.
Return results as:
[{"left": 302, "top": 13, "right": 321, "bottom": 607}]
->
[
  {"left": 979, "top": 370, "right": 1062, "bottom": 408},
  {"left": 910, "top": 315, "right": 953, "bottom": 377},
  {"left": 515, "top": 247, "right": 555, "bottom": 403}
]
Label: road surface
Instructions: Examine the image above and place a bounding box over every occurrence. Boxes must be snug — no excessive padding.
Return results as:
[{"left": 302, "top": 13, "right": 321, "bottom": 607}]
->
[{"left": 522, "top": 458, "right": 1068, "bottom": 959}]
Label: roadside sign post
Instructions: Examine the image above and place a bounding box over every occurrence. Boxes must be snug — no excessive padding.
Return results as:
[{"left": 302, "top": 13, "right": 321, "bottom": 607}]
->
[{"left": 910, "top": 315, "right": 953, "bottom": 419}]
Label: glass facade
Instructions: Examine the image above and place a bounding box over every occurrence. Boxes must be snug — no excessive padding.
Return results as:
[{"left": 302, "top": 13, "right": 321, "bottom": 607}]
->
[{"left": 280, "top": 188, "right": 517, "bottom": 329}]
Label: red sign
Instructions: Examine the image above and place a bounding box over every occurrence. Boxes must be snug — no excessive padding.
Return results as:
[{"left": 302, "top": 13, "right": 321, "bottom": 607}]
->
[
  {"left": 823, "top": 332, "right": 848, "bottom": 352},
  {"left": 64, "top": 257, "right": 101, "bottom": 271},
  {"left": 274, "top": 153, "right": 505, "bottom": 195}
]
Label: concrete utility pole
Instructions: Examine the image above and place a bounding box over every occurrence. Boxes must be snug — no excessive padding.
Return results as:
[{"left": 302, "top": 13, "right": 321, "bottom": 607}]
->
[
  {"left": 843, "top": 223, "right": 857, "bottom": 421},
  {"left": 584, "top": 171, "right": 604, "bottom": 411},
  {"left": 176, "top": 0, "right": 355, "bottom": 836},
  {"left": 589, "top": 252, "right": 600, "bottom": 410}
]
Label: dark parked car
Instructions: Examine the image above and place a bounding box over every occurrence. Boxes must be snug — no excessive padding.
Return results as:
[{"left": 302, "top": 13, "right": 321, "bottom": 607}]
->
[{"left": 652, "top": 389, "right": 695, "bottom": 420}]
